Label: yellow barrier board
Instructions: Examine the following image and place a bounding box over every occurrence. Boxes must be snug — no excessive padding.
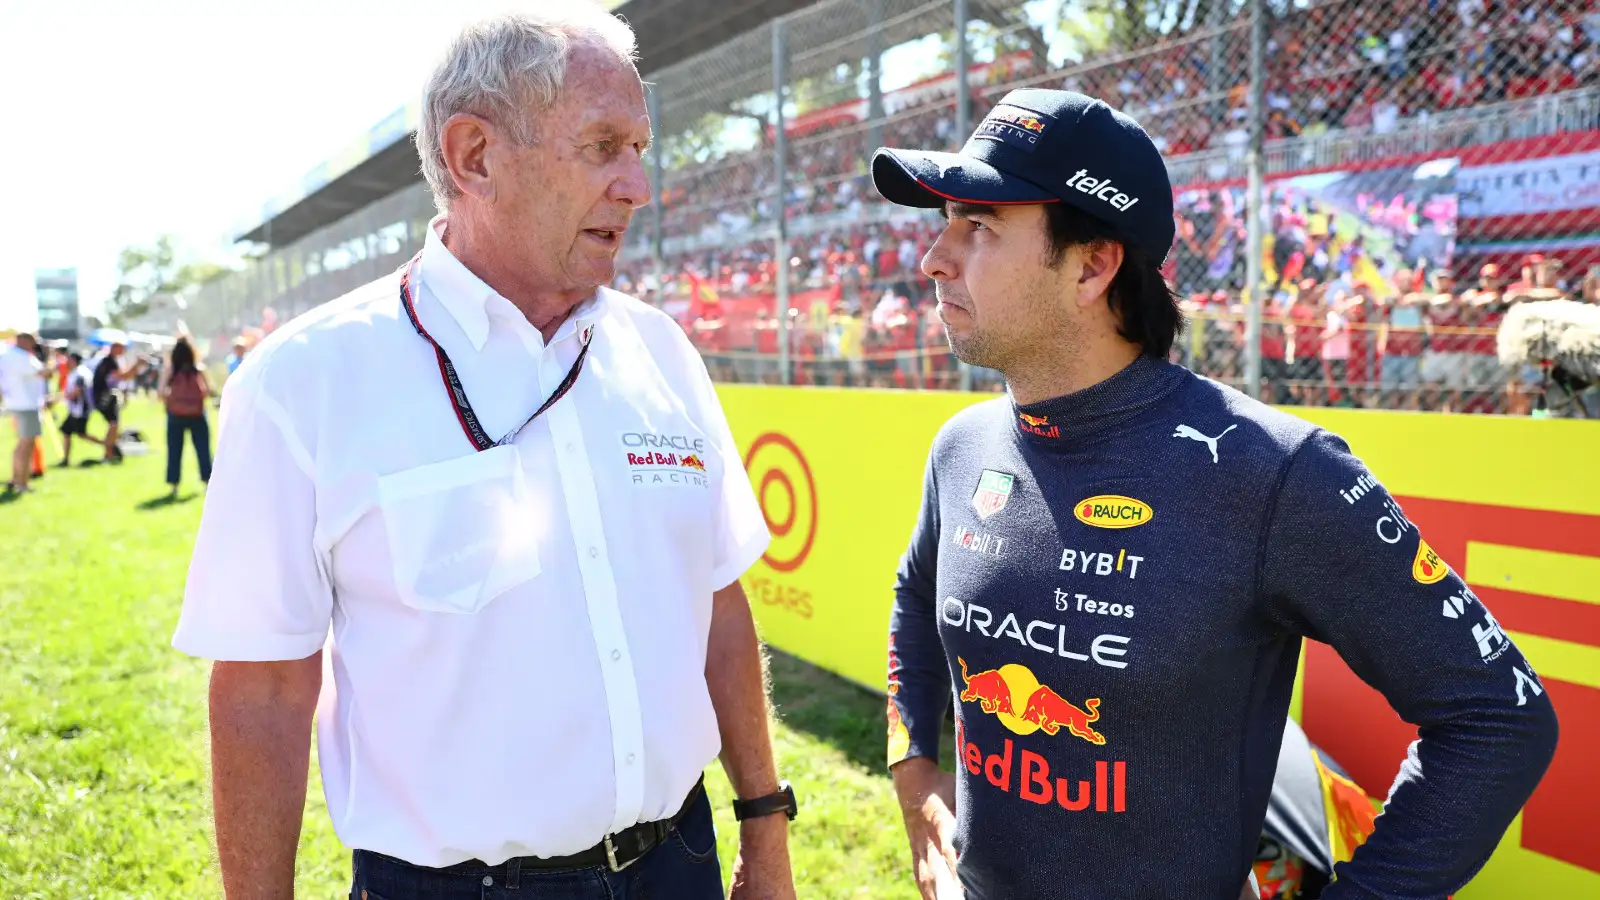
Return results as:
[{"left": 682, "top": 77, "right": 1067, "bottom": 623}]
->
[{"left": 718, "top": 384, "right": 1600, "bottom": 897}]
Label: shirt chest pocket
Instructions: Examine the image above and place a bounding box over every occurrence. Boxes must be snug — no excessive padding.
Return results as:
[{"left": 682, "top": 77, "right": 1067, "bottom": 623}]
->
[{"left": 375, "top": 445, "right": 541, "bottom": 615}]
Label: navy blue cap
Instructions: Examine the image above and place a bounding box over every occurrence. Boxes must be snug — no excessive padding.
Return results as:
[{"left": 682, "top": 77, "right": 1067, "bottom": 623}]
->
[{"left": 872, "top": 89, "right": 1175, "bottom": 261}]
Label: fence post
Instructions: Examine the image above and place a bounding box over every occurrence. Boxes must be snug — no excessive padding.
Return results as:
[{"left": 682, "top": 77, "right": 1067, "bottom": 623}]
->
[
  {"left": 868, "top": 0, "right": 885, "bottom": 152},
  {"left": 773, "top": 19, "right": 791, "bottom": 386},
  {"left": 1243, "top": 0, "right": 1265, "bottom": 401},
  {"left": 954, "top": 0, "right": 973, "bottom": 392},
  {"left": 647, "top": 82, "right": 665, "bottom": 289}
]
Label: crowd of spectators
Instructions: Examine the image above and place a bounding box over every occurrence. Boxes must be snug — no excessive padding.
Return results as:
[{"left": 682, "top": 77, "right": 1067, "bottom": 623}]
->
[
  {"left": 622, "top": 244, "right": 1598, "bottom": 414},
  {"left": 650, "top": 0, "right": 1599, "bottom": 243},
  {"left": 1177, "top": 253, "right": 1600, "bottom": 415},
  {"left": 608, "top": 0, "right": 1600, "bottom": 412}
]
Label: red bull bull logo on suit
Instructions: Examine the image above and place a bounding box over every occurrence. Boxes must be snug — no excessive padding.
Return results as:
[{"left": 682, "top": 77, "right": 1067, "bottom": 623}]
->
[{"left": 955, "top": 657, "right": 1126, "bottom": 813}]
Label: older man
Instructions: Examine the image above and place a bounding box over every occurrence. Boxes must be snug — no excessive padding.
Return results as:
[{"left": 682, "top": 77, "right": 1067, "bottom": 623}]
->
[{"left": 172, "top": 7, "right": 796, "bottom": 900}]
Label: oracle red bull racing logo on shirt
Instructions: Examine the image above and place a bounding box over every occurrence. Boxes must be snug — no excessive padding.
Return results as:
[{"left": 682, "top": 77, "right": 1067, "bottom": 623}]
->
[
  {"left": 955, "top": 657, "right": 1127, "bottom": 812},
  {"left": 621, "top": 432, "right": 709, "bottom": 487}
]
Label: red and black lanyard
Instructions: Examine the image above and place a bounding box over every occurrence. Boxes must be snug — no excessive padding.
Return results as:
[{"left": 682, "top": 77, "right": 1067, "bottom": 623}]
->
[{"left": 399, "top": 257, "right": 593, "bottom": 452}]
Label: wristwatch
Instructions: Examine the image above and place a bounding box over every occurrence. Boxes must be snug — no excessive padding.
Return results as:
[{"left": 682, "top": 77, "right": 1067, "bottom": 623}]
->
[{"left": 732, "top": 780, "right": 798, "bottom": 822}]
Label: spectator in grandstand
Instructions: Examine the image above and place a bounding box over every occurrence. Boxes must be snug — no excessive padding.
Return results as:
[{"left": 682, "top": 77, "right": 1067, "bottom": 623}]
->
[
  {"left": 56, "top": 351, "right": 102, "bottom": 467},
  {"left": 1260, "top": 291, "right": 1290, "bottom": 404},
  {"left": 1584, "top": 264, "right": 1600, "bottom": 303},
  {"left": 724, "top": 307, "right": 758, "bottom": 383},
  {"left": 919, "top": 298, "right": 957, "bottom": 390},
  {"left": 1459, "top": 262, "right": 1504, "bottom": 307},
  {"left": 1460, "top": 271, "right": 1509, "bottom": 414},
  {"left": 751, "top": 308, "right": 778, "bottom": 383},
  {"left": 1286, "top": 280, "right": 1326, "bottom": 405},
  {"left": 837, "top": 305, "right": 867, "bottom": 386},
  {"left": 875, "top": 87, "right": 1554, "bottom": 900},
  {"left": 1, "top": 332, "right": 49, "bottom": 495},
  {"left": 158, "top": 337, "right": 213, "bottom": 498},
  {"left": 172, "top": 9, "right": 793, "bottom": 900},
  {"left": 1423, "top": 278, "right": 1473, "bottom": 411},
  {"left": 1378, "top": 272, "right": 1430, "bottom": 408},
  {"left": 1505, "top": 253, "right": 1568, "bottom": 303},
  {"left": 1321, "top": 288, "right": 1357, "bottom": 405}
]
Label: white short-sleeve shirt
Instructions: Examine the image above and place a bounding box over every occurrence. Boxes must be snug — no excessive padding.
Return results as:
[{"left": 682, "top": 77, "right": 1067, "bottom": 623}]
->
[
  {"left": 173, "top": 217, "right": 770, "bottom": 867},
  {"left": 0, "top": 345, "right": 45, "bottom": 412}
]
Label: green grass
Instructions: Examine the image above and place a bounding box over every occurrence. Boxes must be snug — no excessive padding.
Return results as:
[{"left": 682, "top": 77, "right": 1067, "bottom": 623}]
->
[{"left": 0, "top": 399, "right": 933, "bottom": 899}]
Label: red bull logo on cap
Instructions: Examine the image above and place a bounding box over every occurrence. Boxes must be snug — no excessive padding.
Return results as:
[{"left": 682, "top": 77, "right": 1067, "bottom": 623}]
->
[
  {"left": 974, "top": 103, "right": 1057, "bottom": 154},
  {"left": 679, "top": 454, "right": 707, "bottom": 472},
  {"left": 955, "top": 657, "right": 1127, "bottom": 813}
]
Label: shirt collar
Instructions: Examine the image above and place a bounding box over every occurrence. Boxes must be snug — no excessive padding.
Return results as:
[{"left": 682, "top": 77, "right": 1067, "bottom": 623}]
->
[
  {"left": 417, "top": 215, "right": 609, "bottom": 352},
  {"left": 1011, "top": 355, "right": 1188, "bottom": 451}
]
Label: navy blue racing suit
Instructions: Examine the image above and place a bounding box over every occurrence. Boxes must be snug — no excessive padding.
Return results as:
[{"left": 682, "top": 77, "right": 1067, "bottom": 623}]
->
[{"left": 887, "top": 356, "right": 1558, "bottom": 900}]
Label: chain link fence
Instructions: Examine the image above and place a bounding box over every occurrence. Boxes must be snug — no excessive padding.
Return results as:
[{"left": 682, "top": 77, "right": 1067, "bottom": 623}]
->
[{"left": 194, "top": 0, "right": 1600, "bottom": 415}]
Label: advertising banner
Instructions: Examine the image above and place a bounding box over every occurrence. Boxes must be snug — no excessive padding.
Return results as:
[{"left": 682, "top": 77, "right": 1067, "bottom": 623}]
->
[
  {"left": 1459, "top": 149, "right": 1600, "bottom": 219},
  {"left": 1171, "top": 158, "right": 1458, "bottom": 300}
]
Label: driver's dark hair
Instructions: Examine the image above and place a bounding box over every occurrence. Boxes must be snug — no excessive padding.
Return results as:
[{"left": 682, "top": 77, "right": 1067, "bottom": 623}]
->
[{"left": 1044, "top": 203, "right": 1182, "bottom": 358}]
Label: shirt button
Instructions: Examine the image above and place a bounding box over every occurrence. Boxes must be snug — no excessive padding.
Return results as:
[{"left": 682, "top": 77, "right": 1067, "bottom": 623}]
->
[
  {"left": 611, "top": 649, "right": 622, "bottom": 661},
  {"left": 482, "top": 876, "right": 494, "bottom": 886},
  {"left": 566, "top": 441, "right": 576, "bottom": 453},
  {"left": 626, "top": 753, "right": 636, "bottom": 765},
  {"left": 589, "top": 546, "right": 599, "bottom": 559}
]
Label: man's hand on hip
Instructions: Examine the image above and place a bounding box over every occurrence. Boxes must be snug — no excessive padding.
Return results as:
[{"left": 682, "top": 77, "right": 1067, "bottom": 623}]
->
[
  {"left": 893, "top": 757, "right": 964, "bottom": 900},
  {"left": 728, "top": 815, "right": 796, "bottom": 900}
]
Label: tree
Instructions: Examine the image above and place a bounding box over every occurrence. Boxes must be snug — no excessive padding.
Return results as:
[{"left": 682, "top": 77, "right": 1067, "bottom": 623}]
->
[
  {"left": 970, "top": 0, "right": 1056, "bottom": 69},
  {"left": 104, "top": 235, "right": 232, "bottom": 327}
]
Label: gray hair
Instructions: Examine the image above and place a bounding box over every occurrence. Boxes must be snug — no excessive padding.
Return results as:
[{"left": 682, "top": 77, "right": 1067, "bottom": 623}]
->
[{"left": 417, "top": 5, "right": 639, "bottom": 211}]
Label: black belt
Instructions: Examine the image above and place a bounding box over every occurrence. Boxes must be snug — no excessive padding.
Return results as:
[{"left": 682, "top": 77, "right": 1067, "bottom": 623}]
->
[{"left": 380, "top": 777, "right": 706, "bottom": 877}]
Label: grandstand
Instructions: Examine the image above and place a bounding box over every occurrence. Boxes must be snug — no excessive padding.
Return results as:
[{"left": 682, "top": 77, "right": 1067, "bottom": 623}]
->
[{"left": 189, "top": 0, "right": 1600, "bottom": 414}]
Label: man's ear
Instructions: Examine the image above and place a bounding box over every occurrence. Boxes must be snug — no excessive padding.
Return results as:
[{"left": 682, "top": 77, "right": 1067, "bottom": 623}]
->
[
  {"left": 440, "top": 113, "right": 496, "bottom": 203},
  {"left": 1074, "top": 240, "right": 1125, "bottom": 310}
]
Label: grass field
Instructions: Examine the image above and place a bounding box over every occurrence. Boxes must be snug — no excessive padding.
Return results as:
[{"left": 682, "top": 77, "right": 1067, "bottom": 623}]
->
[{"left": 0, "top": 399, "right": 940, "bottom": 899}]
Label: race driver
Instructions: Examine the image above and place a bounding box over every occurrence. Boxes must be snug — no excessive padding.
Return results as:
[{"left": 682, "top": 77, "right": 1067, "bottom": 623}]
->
[{"left": 878, "top": 89, "right": 1559, "bottom": 900}]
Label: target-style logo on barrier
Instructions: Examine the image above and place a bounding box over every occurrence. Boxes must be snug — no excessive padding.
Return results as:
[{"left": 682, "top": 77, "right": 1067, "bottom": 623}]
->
[{"left": 743, "top": 432, "right": 818, "bottom": 572}]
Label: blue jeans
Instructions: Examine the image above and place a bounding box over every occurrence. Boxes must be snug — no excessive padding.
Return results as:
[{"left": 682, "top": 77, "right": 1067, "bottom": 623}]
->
[
  {"left": 350, "top": 788, "right": 723, "bottom": 900},
  {"left": 165, "top": 414, "right": 212, "bottom": 486}
]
